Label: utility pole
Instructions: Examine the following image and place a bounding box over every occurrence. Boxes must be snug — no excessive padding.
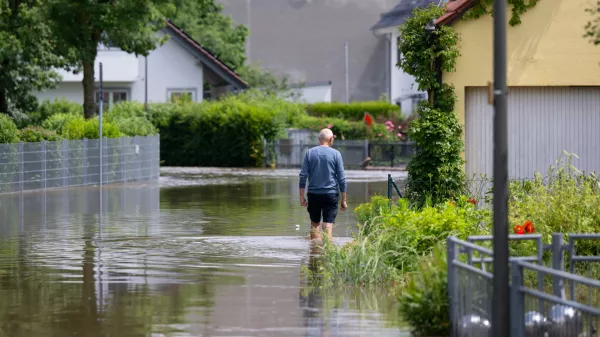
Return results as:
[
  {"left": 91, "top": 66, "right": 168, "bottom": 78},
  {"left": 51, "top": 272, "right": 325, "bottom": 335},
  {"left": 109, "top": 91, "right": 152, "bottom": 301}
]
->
[
  {"left": 345, "top": 42, "right": 349, "bottom": 103},
  {"left": 492, "top": 0, "right": 509, "bottom": 337}
]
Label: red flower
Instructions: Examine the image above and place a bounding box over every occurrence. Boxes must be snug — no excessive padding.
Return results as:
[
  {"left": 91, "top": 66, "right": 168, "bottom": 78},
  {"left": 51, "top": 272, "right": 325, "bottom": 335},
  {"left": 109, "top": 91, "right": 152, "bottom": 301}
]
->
[
  {"left": 524, "top": 220, "right": 535, "bottom": 234},
  {"left": 449, "top": 201, "right": 456, "bottom": 207},
  {"left": 363, "top": 113, "right": 373, "bottom": 127},
  {"left": 467, "top": 198, "right": 477, "bottom": 205},
  {"left": 513, "top": 224, "right": 525, "bottom": 235}
]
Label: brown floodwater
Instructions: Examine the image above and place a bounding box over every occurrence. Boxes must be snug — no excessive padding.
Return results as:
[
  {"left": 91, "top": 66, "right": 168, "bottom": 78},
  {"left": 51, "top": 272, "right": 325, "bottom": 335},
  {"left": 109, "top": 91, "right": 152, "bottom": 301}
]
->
[{"left": 0, "top": 168, "right": 409, "bottom": 337}]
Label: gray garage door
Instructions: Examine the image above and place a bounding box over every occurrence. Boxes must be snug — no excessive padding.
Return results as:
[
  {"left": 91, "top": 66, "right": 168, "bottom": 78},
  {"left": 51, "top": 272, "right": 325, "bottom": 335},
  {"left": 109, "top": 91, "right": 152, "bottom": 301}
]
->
[{"left": 465, "top": 86, "right": 600, "bottom": 179}]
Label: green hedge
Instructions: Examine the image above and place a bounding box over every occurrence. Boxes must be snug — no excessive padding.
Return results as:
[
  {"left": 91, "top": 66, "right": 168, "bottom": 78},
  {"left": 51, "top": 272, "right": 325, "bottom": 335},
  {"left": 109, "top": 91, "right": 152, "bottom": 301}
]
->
[
  {"left": 19, "top": 126, "right": 62, "bottom": 142},
  {"left": 293, "top": 115, "right": 403, "bottom": 141},
  {"left": 159, "top": 94, "right": 287, "bottom": 167},
  {"left": 0, "top": 115, "right": 20, "bottom": 143},
  {"left": 306, "top": 101, "right": 400, "bottom": 120}
]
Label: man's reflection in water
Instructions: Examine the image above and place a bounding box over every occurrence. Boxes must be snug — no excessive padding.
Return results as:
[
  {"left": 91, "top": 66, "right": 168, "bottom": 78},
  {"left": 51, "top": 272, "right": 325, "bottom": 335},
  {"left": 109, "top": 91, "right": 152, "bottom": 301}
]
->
[{"left": 299, "top": 241, "right": 333, "bottom": 337}]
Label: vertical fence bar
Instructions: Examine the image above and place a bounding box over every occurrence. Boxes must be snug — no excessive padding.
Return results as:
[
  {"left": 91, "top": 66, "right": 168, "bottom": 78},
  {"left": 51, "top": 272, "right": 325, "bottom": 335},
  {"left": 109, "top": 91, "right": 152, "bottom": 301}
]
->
[
  {"left": 387, "top": 174, "right": 392, "bottom": 209},
  {"left": 551, "top": 233, "right": 565, "bottom": 298},
  {"left": 41, "top": 141, "right": 46, "bottom": 190},
  {"left": 99, "top": 62, "right": 104, "bottom": 188},
  {"left": 18, "top": 142, "right": 24, "bottom": 192},
  {"left": 509, "top": 262, "right": 525, "bottom": 337},
  {"left": 83, "top": 138, "right": 88, "bottom": 186},
  {"left": 120, "top": 136, "right": 126, "bottom": 183},
  {"left": 447, "top": 237, "right": 458, "bottom": 337},
  {"left": 363, "top": 139, "right": 368, "bottom": 161},
  {"left": 390, "top": 144, "right": 394, "bottom": 168},
  {"left": 62, "top": 139, "right": 68, "bottom": 187}
]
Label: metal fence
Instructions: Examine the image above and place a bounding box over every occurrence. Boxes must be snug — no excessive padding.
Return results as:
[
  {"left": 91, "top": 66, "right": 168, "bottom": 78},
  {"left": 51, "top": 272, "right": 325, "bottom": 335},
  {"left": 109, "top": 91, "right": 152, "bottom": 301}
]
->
[
  {"left": 266, "top": 139, "right": 417, "bottom": 169},
  {"left": 0, "top": 135, "right": 160, "bottom": 194},
  {"left": 447, "top": 233, "right": 600, "bottom": 337}
]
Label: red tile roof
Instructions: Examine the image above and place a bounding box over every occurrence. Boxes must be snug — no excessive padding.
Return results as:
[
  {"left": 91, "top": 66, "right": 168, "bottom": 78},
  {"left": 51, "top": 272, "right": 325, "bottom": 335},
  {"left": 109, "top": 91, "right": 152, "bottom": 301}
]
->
[
  {"left": 434, "top": 0, "right": 475, "bottom": 26},
  {"left": 165, "top": 20, "right": 248, "bottom": 89}
]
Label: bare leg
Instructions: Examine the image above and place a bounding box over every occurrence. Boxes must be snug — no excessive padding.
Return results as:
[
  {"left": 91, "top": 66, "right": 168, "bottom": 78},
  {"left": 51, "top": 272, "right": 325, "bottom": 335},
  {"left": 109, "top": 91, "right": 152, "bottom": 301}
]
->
[
  {"left": 322, "top": 223, "right": 333, "bottom": 241},
  {"left": 310, "top": 221, "right": 322, "bottom": 240}
]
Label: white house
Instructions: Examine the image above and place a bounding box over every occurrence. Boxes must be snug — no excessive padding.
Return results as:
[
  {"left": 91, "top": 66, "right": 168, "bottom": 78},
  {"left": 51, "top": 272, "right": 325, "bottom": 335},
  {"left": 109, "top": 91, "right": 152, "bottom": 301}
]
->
[
  {"left": 35, "top": 20, "right": 248, "bottom": 109},
  {"left": 371, "top": 0, "right": 436, "bottom": 114}
]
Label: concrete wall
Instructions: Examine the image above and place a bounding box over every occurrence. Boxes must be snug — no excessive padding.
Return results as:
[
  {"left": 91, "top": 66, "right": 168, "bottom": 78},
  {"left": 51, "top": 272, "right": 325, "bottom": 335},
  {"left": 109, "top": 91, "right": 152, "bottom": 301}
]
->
[
  {"left": 444, "top": 0, "right": 600, "bottom": 127},
  {"left": 218, "top": 0, "right": 398, "bottom": 102}
]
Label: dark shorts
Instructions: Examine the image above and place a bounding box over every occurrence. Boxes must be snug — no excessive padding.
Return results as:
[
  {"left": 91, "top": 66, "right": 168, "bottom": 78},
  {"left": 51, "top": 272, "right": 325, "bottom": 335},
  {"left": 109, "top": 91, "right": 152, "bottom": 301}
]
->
[{"left": 307, "top": 193, "right": 339, "bottom": 224}]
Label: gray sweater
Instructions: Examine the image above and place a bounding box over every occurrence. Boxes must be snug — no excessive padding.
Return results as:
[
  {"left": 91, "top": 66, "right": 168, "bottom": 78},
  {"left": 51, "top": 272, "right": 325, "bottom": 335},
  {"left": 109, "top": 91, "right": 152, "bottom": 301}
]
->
[{"left": 299, "top": 145, "right": 347, "bottom": 194}]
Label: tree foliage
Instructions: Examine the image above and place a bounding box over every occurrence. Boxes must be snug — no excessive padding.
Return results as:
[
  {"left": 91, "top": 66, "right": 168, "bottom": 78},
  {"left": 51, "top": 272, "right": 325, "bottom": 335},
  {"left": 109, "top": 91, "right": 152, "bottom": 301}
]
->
[
  {"left": 0, "top": 0, "right": 67, "bottom": 117},
  {"left": 170, "top": 0, "right": 247, "bottom": 71},
  {"left": 45, "top": 0, "right": 175, "bottom": 119},
  {"left": 463, "top": 0, "right": 538, "bottom": 26}
]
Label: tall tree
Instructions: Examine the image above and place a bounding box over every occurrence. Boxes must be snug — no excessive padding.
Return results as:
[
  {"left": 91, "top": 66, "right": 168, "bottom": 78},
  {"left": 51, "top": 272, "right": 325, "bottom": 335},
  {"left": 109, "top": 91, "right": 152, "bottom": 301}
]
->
[
  {"left": 170, "top": 0, "right": 247, "bottom": 71},
  {"left": 0, "top": 0, "right": 66, "bottom": 116},
  {"left": 45, "top": 0, "right": 174, "bottom": 119}
]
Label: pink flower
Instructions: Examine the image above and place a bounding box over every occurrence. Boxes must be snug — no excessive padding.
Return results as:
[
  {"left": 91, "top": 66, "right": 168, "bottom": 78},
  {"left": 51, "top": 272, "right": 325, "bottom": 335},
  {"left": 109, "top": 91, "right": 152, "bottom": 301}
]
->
[
  {"left": 377, "top": 133, "right": 382, "bottom": 137},
  {"left": 397, "top": 133, "right": 402, "bottom": 137},
  {"left": 333, "top": 134, "right": 337, "bottom": 138},
  {"left": 327, "top": 124, "right": 334, "bottom": 129},
  {"left": 398, "top": 125, "right": 403, "bottom": 129}
]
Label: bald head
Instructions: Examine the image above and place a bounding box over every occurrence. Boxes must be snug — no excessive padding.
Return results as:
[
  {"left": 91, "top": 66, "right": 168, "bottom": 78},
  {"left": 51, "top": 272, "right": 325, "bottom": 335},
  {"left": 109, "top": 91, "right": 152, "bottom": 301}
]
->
[{"left": 318, "top": 128, "right": 334, "bottom": 145}]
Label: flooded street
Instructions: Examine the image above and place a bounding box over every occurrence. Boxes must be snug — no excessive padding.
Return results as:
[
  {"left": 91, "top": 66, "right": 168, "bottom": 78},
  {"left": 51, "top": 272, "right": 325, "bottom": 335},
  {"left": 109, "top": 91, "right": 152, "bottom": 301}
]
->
[{"left": 0, "top": 168, "right": 408, "bottom": 337}]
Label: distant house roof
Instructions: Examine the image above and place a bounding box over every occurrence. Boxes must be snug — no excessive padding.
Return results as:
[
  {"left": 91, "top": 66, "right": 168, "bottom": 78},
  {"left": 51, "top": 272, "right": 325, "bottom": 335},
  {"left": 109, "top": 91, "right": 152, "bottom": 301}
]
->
[
  {"left": 434, "top": 0, "right": 475, "bottom": 26},
  {"left": 371, "top": 0, "right": 439, "bottom": 32},
  {"left": 164, "top": 20, "right": 249, "bottom": 89}
]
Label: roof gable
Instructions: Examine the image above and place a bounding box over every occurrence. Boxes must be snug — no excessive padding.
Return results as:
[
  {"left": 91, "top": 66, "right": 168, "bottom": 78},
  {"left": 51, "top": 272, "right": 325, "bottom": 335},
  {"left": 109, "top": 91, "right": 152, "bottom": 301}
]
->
[
  {"left": 434, "top": 0, "right": 475, "bottom": 26},
  {"left": 163, "top": 20, "right": 248, "bottom": 89}
]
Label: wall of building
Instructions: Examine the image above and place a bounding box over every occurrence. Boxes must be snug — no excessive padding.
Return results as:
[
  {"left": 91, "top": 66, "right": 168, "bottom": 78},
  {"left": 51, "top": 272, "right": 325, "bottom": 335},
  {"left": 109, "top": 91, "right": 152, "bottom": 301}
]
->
[
  {"left": 444, "top": 0, "right": 600, "bottom": 127},
  {"left": 218, "top": 0, "right": 398, "bottom": 102},
  {"left": 36, "top": 31, "right": 205, "bottom": 105},
  {"left": 131, "top": 31, "right": 204, "bottom": 103}
]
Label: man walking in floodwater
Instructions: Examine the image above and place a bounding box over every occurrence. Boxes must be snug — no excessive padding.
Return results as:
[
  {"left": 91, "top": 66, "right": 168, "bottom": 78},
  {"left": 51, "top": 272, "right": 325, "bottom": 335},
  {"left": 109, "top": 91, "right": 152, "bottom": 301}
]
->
[{"left": 299, "top": 128, "right": 347, "bottom": 241}]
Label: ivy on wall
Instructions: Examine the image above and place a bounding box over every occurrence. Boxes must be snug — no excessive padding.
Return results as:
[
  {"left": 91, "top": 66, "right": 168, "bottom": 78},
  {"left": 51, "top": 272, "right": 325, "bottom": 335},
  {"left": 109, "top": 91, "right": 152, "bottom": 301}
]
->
[{"left": 463, "top": 0, "right": 539, "bottom": 26}]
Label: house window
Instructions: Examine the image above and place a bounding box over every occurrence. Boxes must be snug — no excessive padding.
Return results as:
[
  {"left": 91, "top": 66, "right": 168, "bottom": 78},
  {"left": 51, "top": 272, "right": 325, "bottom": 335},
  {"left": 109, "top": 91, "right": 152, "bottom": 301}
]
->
[
  {"left": 167, "top": 89, "right": 196, "bottom": 103},
  {"left": 94, "top": 90, "right": 129, "bottom": 112}
]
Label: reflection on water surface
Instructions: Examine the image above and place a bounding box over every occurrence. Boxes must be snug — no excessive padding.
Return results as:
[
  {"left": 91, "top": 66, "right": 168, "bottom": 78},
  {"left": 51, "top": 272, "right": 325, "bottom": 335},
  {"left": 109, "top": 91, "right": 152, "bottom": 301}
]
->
[{"left": 0, "top": 168, "right": 408, "bottom": 336}]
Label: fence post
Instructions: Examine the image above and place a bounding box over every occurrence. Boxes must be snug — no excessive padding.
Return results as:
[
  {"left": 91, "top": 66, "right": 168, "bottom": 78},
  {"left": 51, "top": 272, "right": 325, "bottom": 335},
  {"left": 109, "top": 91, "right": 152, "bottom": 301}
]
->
[
  {"left": 41, "top": 141, "right": 46, "bottom": 190},
  {"left": 387, "top": 174, "right": 392, "bottom": 209},
  {"left": 390, "top": 144, "right": 395, "bottom": 168},
  {"left": 62, "top": 139, "right": 68, "bottom": 187},
  {"left": 18, "top": 142, "right": 24, "bottom": 192},
  {"left": 551, "top": 233, "right": 565, "bottom": 298},
  {"left": 510, "top": 261, "right": 525, "bottom": 337},
  {"left": 446, "top": 237, "right": 458, "bottom": 337},
  {"left": 83, "top": 138, "right": 88, "bottom": 186},
  {"left": 363, "top": 139, "right": 369, "bottom": 160}
]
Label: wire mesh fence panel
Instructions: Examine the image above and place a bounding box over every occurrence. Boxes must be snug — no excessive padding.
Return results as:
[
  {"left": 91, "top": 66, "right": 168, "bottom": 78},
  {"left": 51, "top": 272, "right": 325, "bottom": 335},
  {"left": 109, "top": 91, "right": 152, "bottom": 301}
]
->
[
  {"left": 0, "top": 135, "right": 159, "bottom": 194},
  {"left": 368, "top": 141, "right": 416, "bottom": 168}
]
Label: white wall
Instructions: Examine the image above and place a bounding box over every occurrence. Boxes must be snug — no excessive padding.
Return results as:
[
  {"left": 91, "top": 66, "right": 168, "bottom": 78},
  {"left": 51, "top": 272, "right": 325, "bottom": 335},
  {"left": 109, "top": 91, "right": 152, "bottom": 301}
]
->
[
  {"left": 131, "top": 31, "right": 204, "bottom": 103},
  {"left": 35, "top": 82, "right": 84, "bottom": 104},
  {"left": 57, "top": 50, "right": 140, "bottom": 83},
  {"left": 290, "top": 84, "right": 332, "bottom": 103},
  {"left": 390, "top": 32, "right": 423, "bottom": 114}
]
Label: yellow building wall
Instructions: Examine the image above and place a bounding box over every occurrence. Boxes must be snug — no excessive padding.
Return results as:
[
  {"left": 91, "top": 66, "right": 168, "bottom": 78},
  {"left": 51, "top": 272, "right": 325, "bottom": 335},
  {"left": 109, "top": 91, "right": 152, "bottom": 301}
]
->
[{"left": 444, "top": 0, "right": 600, "bottom": 128}]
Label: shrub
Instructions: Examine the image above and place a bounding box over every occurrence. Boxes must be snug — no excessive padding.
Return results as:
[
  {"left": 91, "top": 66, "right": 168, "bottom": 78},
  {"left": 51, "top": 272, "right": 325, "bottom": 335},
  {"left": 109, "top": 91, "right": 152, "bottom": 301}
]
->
[
  {"left": 292, "top": 115, "right": 400, "bottom": 141},
  {"left": 406, "top": 102, "right": 465, "bottom": 207},
  {"left": 19, "top": 126, "right": 62, "bottom": 142},
  {"left": 308, "top": 196, "right": 488, "bottom": 285},
  {"left": 42, "top": 113, "right": 81, "bottom": 135},
  {"left": 0, "top": 115, "right": 20, "bottom": 143},
  {"left": 306, "top": 101, "right": 400, "bottom": 121},
  {"left": 398, "top": 246, "right": 449, "bottom": 337},
  {"left": 159, "top": 92, "right": 291, "bottom": 167},
  {"left": 105, "top": 101, "right": 147, "bottom": 120},
  {"left": 62, "top": 117, "right": 122, "bottom": 140},
  {"left": 508, "top": 154, "right": 600, "bottom": 257},
  {"left": 111, "top": 117, "right": 158, "bottom": 137},
  {"left": 32, "top": 99, "right": 83, "bottom": 123}
]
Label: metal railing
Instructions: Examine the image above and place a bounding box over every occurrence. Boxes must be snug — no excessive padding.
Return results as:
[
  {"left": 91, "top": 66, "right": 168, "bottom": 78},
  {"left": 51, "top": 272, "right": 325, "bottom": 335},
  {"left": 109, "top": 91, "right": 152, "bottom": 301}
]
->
[
  {"left": 0, "top": 135, "right": 160, "bottom": 194},
  {"left": 447, "top": 233, "right": 600, "bottom": 337},
  {"left": 265, "top": 139, "right": 416, "bottom": 169}
]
